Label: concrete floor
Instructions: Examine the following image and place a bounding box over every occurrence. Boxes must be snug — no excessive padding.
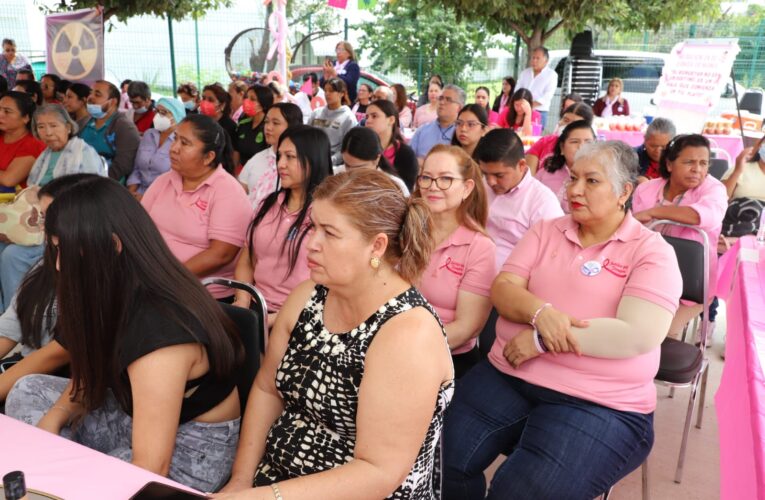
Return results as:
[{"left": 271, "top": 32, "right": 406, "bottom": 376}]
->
[{"left": 485, "top": 308, "right": 727, "bottom": 500}]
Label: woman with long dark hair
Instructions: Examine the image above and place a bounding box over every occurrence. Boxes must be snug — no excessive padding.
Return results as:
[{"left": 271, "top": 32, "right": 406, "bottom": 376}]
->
[
  {"left": 492, "top": 76, "right": 515, "bottom": 114},
  {"left": 233, "top": 84, "right": 274, "bottom": 167},
  {"left": 0, "top": 174, "right": 98, "bottom": 404},
  {"left": 309, "top": 77, "right": 357, "bottom": 165},
  {"left": 6, "top": 176, "right": 244, "bottom": 492},
  {"left": 499, "top": 88, "right": 540, "bottom": 136},
  {"left": 364, "top": 99, "right": 418, "bottom": 192},
  {"left": 233, "top": 125, "right": 332, "bottom": 327},
  {"left": 201, "top": 83, "right": 237, "bottom": 150},
  {"left": 451, "top": 104, "right": 488, "bottom": 157},
  {"left": 339, "top": 126, "right": 409, "bottom": 195},
  {"left": 141, "top": 114, "right": 252, "bottom": 301},
  {"left": 474, "top": 86, "right": 500, "bottom": 126}
]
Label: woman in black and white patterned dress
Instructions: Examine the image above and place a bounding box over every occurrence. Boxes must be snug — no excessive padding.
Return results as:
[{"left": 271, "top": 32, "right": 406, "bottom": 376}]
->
[{"left": 214, "top": 169, "right": 454, "bottom": 500}]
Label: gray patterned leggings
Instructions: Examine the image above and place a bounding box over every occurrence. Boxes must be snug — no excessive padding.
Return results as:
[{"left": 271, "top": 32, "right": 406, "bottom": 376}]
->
[{"left": 5, "top": 374, "right": 240, "bottom": 493}]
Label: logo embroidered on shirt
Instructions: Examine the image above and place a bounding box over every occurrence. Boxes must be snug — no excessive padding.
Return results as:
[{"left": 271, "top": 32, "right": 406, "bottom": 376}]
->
[
  {"left": 602, "top": 258, "right": 629, "bottom": 278},
  {"left": 195, "top": 199, "right": 209, "bottom": 211},
  {"left": 439, "top": 257, "right": 465, "bottom": 276}
]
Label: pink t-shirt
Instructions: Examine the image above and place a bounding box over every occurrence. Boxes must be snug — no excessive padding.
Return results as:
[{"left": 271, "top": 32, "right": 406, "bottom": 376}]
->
[
  {"left": 498, "top": 108, "right": 542, "bottom": 134},
  {"left": 535, "top": 165, "right": 570, "bottom": 213},
  {"left": 418, "top": 226, "right": 496, "bottom": 354},
  {"left": 486, "top": 170, "right": 563, "bottom": 273},
  {"left": 251, "top": 193, "right": 311, "bottom": 312},
  {"left": 413, "top": 105, "right": 438, "bottom": 129},
  {"left": 142, "top": 167, "right": 253, "bottom": 298},
  {"left": 490, "top": 215, "right": 682, "bottom": 413},
  {"left": 527, "top": 134, "right": 558, "bottom": 166},
  {"left": 631, "top": 175, "right": 728, "bottom": 299}
]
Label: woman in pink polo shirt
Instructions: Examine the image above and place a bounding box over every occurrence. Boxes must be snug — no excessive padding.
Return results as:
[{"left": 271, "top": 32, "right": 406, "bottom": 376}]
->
[
  {"left": 632, "top": 134, "right": 728, "bottom": 338},
  {"left": 415, "top": 145, "right": 495, "bottom": 378},
  {"left": 536, "top": 120, "right": 596, "bottom": 212},
  {"left": 525, "top": 102, "right": 593, "bottom": 175},
  {"left": 141, "top": 114, "right": 253, "bottom": 301},
  {"left": 233, "top": 125, "right": 332, "bottom": 327},
  {"left": 443, "top": 141, "right": 682, "bottom": 499}
]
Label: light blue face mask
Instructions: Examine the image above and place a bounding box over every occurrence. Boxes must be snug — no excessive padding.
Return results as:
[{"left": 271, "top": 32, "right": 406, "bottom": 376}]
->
[
  {"left": 134, "top": 106, "right": 148, "bottom": 114},
  {"left": 759, "top": 142, "right": 765, "bottom": 161},
  {"left": 183, "top": 100, "right": 195, "bottom": 111},
  {"left": 87, "top": 103, "right": 107, "bottom": 119}
]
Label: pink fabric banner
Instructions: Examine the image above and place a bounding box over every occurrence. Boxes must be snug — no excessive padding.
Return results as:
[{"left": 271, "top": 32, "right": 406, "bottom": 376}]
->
[{"left": 328, "top": 0, "right": 348, "bottom": 8}]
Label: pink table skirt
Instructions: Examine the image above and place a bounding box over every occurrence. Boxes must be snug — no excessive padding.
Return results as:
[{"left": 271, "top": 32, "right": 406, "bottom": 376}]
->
[
  {"left": 715, "top": 236, "right": 765, "bottom": 499},
  {"left": 0, "top": 414, "right": 201, "bottom": 499},
  {"left": 598, "top": 130, "right": 744, "bottom": 164}
]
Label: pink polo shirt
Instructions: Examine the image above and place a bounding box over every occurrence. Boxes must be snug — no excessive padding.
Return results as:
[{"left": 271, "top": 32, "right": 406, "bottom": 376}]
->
[
  {"left": 418, "top": 226, "right": 496, "bottom": 354},
  {"left": 526, "top": 133, "right": 558, "bottom": 166},
  {"left": 251, "top": 193, "right": 311, "bottom": 312},
  {"left": 486, "top": 170, "right": 563, "bottom": 273},
  {"left": 631, "top": 175, "right": 728, "bottom": 300},
  {"left": 489, "top": 215, "right": 682, "bottom": 413},
  {"left": 535, "top": 165, "right": 570, "bottom": 213},
  {"left": 142, "top": 167, "right": 253, "bottom": 298}
]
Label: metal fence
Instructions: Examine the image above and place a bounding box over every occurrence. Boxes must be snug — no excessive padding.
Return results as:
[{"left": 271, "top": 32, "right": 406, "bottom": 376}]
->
[{"left": 2, "top": 5, "right": 763, "bottom": 101}]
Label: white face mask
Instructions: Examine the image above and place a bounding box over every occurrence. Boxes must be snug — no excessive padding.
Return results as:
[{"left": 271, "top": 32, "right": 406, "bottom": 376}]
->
[{"left": 153, "top": 113, "right": 173, "bottom": 132}]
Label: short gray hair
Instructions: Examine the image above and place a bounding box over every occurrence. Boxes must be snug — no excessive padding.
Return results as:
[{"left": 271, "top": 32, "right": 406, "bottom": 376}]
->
[
  {"left": 574, "top": 141, "right": 638, "bottom": 208},
  {"left": 646, "top": 117, "right": 676, "bottom": 139},
  {"left": 32, "top": 103, "right": 79, "bottom": 139},
  {"left": 374, "top": 85, "right": 395, "bottom": 101},
  {"left": 442, "top": 84, "right": 466, "bottom": 106}
]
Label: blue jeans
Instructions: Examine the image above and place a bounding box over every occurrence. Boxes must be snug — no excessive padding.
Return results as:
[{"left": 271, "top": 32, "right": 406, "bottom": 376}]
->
[
  {"left": 0, "top": 243, "right": 44, "bottom": 313},
  {"left": 443, "top": 360, "right": 654, "bottom": 500}
]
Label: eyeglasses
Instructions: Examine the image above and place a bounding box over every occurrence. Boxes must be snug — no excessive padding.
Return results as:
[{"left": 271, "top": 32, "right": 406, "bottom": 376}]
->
[
  {"left": 438, "top": 96, "right": 459, "bottom": 104},
  {"left": 455, "top": 119, "right": 483, "bottom": 129},
  {"left": 417, "top": 175, "right": 463, "bottom": 190}
]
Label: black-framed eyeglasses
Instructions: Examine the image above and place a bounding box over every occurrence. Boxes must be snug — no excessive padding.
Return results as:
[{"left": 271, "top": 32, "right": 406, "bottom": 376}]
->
[{"left": 417, "top": 175, "right": 463, "bottom": 190}]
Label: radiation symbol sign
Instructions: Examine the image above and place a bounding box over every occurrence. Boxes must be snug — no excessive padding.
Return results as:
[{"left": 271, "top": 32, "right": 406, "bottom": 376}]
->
[{"left": 46, "top": 8, "right": 104, "bottom": 82}]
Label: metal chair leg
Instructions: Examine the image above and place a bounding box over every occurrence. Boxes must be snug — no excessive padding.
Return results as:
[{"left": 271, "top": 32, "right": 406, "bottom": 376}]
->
[
  {"left": 600, "top": 486, "right": 613, "bottom": 499},
  {"left": 696, "top": 363, "right": 709, "bottom": 429},
  {"left": 674, "top": 370, "right": 702, "bottom": 483},
  {"left": 642, "top": 460, "right": 650, "bottom": 500}
]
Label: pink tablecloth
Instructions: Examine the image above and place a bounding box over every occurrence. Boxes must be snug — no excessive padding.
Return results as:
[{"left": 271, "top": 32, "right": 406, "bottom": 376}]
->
[
  {"left": 715, "top": 236, "right": 765, "bottom": 500},
  {"left": 598, "top": 130, "right": 744, "bottom": 164},
  {"left": 599, "top": 130, "right": 645, "bottom": 147},
  {"left": 0, "top": 414, "right": 201, "bottom": 499}
]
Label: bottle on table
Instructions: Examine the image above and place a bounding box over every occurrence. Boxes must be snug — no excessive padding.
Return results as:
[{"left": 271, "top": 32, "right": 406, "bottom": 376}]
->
[{"left": 2, "top": 471, "right": 28, "bottom": 500}]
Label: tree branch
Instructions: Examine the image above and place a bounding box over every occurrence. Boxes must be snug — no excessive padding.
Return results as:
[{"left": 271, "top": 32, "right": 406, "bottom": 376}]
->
[
  {"left": 543, "top": 18, "right": 566, "bottom": 40},
  {"left": 103, "top": 7, "right": 118, "bottom": 20},
  {"left": 506, "top": 19, "right": 531, "bottom": 46}
]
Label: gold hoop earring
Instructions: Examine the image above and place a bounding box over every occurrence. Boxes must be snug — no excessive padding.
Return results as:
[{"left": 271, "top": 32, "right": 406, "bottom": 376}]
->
[{"left": 370, "top": 256, "right": 380, "bottom": 269}]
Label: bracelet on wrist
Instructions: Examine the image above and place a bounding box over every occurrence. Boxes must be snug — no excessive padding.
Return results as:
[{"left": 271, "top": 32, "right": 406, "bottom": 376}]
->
[
  {"left": 529, "top": 302, "right": 551, "bottom": 329},
  {"left": 533, "top": 329, "right": 549, "bottom": 354},
  {"left": 271, "top": 483, "right": 284, "bottom": 500}
]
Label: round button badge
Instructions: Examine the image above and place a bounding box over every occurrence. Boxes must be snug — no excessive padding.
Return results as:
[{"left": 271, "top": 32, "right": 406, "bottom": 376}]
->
[{"left": 581, "top": 260, "right": 602, "bottom": 277}]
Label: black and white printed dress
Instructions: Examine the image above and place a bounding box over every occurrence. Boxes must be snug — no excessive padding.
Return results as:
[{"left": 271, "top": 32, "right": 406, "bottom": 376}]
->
[{"left": 253, "top": 284, "right": 454, "bottom": 499}]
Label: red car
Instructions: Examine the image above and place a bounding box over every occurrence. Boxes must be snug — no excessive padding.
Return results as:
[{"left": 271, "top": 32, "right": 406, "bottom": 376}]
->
[{"left": 289, "top": 65, "right": 391, "bottom": 90}]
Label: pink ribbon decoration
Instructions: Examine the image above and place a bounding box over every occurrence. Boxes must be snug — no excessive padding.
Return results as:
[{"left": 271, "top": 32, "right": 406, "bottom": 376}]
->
[{"left": 266, "top": 7, "right": 287, "bottom": 62}]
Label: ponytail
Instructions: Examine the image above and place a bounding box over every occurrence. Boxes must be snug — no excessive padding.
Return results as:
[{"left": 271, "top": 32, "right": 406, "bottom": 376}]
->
[
  {"left": 398, "top": 197, "right": 434, "bottom": 283},
  {"left": 181, "top": 113, "right": 235, "bottom": 174}
]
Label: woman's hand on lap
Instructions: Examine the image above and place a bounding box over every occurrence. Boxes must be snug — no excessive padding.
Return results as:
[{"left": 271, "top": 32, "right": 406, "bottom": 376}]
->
[{"left": 503, "top": 329, "right": 540, "bottom": 368}]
